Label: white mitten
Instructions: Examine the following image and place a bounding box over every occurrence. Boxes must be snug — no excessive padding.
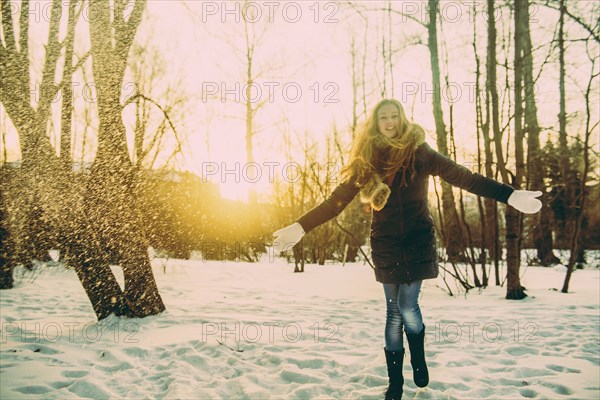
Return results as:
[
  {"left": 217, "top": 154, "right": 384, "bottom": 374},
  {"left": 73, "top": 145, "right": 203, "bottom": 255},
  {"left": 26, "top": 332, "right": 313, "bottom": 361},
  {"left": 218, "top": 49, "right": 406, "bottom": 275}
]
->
[
  {"left": 507, "top": 190, "right": 543, "bottom": 214},
  {"left": 272, "top": 222, "right": 305, "bottom": 253}
]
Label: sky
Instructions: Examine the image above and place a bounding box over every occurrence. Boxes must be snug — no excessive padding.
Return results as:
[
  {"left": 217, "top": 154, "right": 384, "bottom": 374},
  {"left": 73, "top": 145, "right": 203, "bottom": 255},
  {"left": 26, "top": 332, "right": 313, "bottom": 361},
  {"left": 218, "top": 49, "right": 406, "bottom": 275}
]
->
[
  {"left": 1, "top": 0, "right": 598, "bottom": 201},
  {"left": 135, "top": 0, "right": 598, "bottom": 201}
]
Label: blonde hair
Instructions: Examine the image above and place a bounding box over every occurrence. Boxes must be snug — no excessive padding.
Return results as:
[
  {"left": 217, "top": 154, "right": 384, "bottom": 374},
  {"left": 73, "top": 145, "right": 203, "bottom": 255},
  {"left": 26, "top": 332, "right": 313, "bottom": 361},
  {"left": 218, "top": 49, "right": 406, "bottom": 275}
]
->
[{"left": 340, "top": 99, "right": 425, "bottom": 187}]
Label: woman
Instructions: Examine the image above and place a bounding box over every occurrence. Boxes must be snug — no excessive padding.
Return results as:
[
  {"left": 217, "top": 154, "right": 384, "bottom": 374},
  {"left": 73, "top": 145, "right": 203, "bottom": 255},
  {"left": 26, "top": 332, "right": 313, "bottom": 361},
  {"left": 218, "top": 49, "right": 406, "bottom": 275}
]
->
[{"left": 272, "top": 99, "right": 541, "bottom": 399}]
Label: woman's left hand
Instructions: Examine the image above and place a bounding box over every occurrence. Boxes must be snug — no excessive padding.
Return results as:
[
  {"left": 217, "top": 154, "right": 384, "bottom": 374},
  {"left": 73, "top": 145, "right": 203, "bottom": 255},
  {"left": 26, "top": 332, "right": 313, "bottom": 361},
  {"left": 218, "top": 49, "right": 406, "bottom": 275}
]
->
[{"left": 507, "top": 190, "right": 543, "bottom": 214}]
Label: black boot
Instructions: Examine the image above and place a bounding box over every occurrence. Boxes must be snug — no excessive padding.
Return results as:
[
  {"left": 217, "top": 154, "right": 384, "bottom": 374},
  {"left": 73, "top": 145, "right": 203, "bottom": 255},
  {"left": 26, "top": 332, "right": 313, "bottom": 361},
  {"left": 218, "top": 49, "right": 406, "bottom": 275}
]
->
[
  {"left": 384, "top": 348, "right": 404, "bottom": 400},
  {"left": 406, "top": 324, "right": 429, "bottom": 387}
]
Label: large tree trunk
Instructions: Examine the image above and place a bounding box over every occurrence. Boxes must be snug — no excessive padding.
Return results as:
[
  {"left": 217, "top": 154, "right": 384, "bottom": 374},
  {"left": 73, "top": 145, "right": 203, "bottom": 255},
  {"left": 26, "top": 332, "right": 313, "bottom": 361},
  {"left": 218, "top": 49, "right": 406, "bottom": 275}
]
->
[
  {"left": 72, "top": 0, "right": 165, "bottom": 319},
  {"left": 0, "top": 181, "right": 13, "bottom": 289},
  {"left": 505, "top": 207, "right": 525, "bottom": 298},
  {"left": 0, "top": 0, "right": 67, "bottom": 281},
  {"left": 557, "top": 0, "right": 571, "bottom": 252},
  {"left": 486, "top": 0, "right": 503, "bottom": 285},
  {"left": 427, "top": 0, "right": 465, "bottom": 261},
  {"left": 562, "top": 31, "right": 595, "bottom": 292},
  {"left": 521, "top": 0, "right": 559, "bottom": 265},
  {"left": 472, "top": 4, "right": 487, "bottom": 286},
  {"left": 506, "top": 0, "right": 529, "bottom": 300}
]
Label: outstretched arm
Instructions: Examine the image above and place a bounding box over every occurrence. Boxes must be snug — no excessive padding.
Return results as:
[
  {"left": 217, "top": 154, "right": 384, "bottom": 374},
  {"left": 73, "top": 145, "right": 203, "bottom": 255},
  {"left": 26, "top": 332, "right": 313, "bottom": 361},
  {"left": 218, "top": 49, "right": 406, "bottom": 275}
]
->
[
  {"left": 420, "top": 142, "right": 541, "bottom": 213},
  {"left": 272, "top": 180, "right": 360, "bottom": 253},
  {"left": 296, "top": 180, "right": 360, "bottom": 233}
]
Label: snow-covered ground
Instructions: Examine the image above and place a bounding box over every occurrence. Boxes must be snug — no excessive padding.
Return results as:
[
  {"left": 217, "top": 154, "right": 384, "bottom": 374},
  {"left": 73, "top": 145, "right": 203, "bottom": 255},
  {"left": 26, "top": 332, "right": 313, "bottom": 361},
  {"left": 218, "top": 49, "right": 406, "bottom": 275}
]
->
[{"left": 1, "top": 253, "right": 599, "bottom": 400}]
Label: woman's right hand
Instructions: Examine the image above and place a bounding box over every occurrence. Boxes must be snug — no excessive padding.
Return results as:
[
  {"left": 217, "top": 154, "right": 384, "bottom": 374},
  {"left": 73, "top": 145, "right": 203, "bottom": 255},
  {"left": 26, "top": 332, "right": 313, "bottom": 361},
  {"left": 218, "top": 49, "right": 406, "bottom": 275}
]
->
[{"left": 272, "top": 222, "right": 305, "bottom": 253}]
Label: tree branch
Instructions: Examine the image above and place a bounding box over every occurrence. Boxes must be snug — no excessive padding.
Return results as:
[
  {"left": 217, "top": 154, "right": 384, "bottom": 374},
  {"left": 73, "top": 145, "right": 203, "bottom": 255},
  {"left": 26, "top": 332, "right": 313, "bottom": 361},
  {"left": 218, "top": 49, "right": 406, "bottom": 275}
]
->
[
  {"left": 1, "top": 0, "right": 16, "bottom": 51},
  {"left": 542, "top": 0, "right": 600, "bottom": 44},
  {"left": 38, "top": 0, "right": 64, "bottom": 112},
  {"left": 123, "top": 93, "right": 183, "bottom": 167},
  {"left": 18, "top": 0, "right": 28, "bottom": 59}
]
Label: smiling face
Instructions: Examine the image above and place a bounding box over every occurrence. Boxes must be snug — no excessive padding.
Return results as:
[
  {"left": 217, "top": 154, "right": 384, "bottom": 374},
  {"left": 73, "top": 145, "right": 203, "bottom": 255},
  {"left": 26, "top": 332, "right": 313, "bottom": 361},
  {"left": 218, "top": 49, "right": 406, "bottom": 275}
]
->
[{"left": 377, "top": 103, "right": 400, "bottom": 139}]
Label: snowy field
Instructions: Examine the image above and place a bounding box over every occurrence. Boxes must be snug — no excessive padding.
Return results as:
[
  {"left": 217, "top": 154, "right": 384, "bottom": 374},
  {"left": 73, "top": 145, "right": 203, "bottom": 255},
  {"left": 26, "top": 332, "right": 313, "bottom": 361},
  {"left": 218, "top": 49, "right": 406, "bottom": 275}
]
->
[{"left": 1, "top": 253, "right": 599, "bottom": 400}]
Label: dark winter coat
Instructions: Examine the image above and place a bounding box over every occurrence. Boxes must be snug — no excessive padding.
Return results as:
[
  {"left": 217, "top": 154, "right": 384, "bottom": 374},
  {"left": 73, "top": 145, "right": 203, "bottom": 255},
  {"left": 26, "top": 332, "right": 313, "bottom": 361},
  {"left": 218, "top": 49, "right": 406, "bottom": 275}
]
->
[{"left": 296, "top": 142, "right": 514, "bottom": 284}]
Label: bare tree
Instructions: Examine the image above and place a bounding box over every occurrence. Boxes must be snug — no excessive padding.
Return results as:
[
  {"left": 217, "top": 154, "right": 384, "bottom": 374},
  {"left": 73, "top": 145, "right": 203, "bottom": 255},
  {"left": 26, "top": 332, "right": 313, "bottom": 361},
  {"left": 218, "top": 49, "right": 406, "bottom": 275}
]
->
[
  {"left": 426, "top": 0, "right": 467, "bottom": 261},
  {"left": 198, "top": 0, "right": 275, "bottom": 207},
  {"left": 520, "top": 3, "right": 559, "bottom": 266},
  {"left": 69, "top": 0, "right": 165, "bottom": 319},
  {"left": 485, "top": 0, "right": 507, "bottom": 286},
  {"left": 0, "top": 176, "right": 12, "bottom": 288},
  {"left": 272, "top": 119, "right": 313, "bottom": 269},
  {"left": 59, "top": 0, "right": 78, "bottom": 169},
  {"left": 472, "top": 2, "right": 491, "bottom": 287},
  {"left": 542, "top": 0, "right": 600, "bottom": 45},
  {"left": 556, "top": 0, "right": 571, "bottom": 251},
  {"left": 561, "top": 10, "right": 599, "bottom": 292},
  {"left": 125, "top": 42, "right": 186, "bottom": 171},
  {"left": 0, "top": 0, "right": 76, "bottom": 286},
  {"left": 505, "top": 0, "right": 531, "bottom": 300}
]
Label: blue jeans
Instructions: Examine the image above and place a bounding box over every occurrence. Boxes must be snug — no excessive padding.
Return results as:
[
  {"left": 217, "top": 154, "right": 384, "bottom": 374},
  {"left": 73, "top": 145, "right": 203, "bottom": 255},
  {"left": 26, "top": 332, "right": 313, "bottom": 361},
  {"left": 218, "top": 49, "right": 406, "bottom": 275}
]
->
[{"left": 383, "top": 280, "right": 424, "bottom": 351}]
